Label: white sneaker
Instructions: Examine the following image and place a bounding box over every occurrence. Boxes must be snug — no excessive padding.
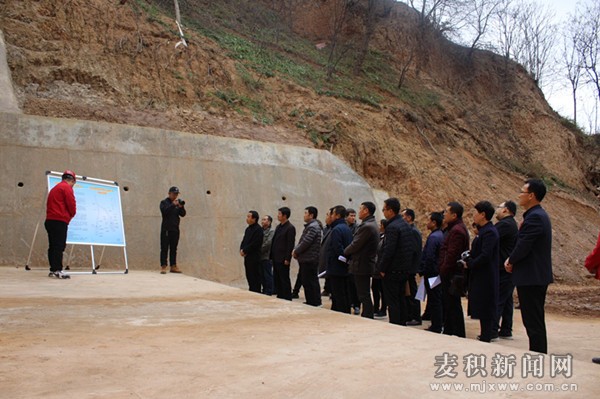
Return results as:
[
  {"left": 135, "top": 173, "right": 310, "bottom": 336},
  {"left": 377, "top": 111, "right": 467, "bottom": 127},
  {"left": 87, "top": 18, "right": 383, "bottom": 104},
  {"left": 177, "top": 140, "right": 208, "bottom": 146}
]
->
[{"left": 50, "top": 271, "right": 71, "bottom": 279}]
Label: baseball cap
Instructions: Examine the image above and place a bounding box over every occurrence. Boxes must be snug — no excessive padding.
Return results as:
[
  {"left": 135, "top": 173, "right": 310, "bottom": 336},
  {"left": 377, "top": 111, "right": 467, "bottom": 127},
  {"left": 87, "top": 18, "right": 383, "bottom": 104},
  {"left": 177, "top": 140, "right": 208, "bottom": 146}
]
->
[
  {"left": 63, "top": 170, "right": 76, "bottom": 181},
  {"left": 169, "top": 186, "right": 180, "bottom": 193}
]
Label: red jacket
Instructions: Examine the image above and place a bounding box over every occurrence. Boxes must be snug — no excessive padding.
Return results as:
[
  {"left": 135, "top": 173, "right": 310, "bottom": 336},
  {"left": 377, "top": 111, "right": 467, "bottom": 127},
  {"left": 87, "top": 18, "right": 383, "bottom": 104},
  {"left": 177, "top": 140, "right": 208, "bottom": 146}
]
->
[
  {"left": 439, "top": 219, "right": 470, "bottom": 277},
  {"left": 46, "top": 181, "right": 76, "bottom": 224},
  {"left": 585, "top": 232, "right": 600, "bottom": 280}
]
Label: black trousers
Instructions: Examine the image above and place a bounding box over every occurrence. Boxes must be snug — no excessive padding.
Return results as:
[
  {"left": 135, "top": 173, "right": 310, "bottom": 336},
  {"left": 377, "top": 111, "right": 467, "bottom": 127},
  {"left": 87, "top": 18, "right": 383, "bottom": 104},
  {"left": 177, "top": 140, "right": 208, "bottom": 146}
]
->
[
  {"left": 293, "top": 265, "right": 302, "bottom": 295},
  {"left": 425, "top": 277, "right": 443, "bottom": 332},
  {"left": 273, "top": 261, "right": 292, "bottom": 300},
  {"left": 329, "top": 275, "right": 351, "bottom": 313},
  {"left": 383, "top": 272, "right": 409, "bottom": 325},
  {"left": 372, "top": 278, "right": 385, "bottom": 313},
  {"left": 261, "top": 259, "right": 274, "bottom": 295},
  {"left": 354, "top": 274, "right": 374, "bottom": 318},
  {"left": 348, "top": 274, "right": 360, "bottom": 307},
  {"left": 244, "top": 256, "right": 262, "bottom": 293},
  {"left": 300, "top": 261, "right": 321, "bottom": 306},
  {"left": 517, "top": 285, "right": 548, "bottom": 353},
  {"left": 45, "top": 220, "right": 68, "bottom": 272},
  {"left": 478, "top": 317, "right": 495, "bottom": 342},
  {"left": 406, "top": 273, "right": 421, "bottom": 322},
  {"left": 441, "top": 277, "right": 466, "bottom": 337},
  {"left": 495, "top": 269, "right": 514, "bottom": 335},
  {"left": 160, "top": 229, "right": 180, "bottom": 266}
]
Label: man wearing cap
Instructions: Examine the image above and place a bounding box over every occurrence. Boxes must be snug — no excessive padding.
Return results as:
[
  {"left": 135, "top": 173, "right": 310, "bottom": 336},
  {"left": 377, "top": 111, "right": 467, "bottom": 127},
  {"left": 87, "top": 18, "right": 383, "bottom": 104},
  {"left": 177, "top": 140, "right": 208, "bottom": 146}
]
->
[
  {"left": 160, "top": 186, "right": 186, "bottom": 274},
  {"left": 45, "top": 170, "right": 77, "bottom": 279}
]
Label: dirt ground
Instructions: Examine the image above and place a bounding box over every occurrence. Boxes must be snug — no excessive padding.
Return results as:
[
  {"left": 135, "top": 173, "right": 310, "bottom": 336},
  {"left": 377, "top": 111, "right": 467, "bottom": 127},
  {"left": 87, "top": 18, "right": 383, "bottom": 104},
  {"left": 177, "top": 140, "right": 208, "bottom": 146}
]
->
[{"left": 1, "top": 266, "right": 598, "bottom": 398}]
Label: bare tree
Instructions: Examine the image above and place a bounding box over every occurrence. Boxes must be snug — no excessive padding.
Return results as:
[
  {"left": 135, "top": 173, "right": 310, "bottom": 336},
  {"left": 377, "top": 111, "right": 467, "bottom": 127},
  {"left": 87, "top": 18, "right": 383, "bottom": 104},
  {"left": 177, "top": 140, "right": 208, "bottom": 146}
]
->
[
  {"left": 488, "top": 0, "right": 555, "bottom": 87},
  {"left": 561, "top": 19, "right": 584, "bottom": 124},
  {"left": 353, "top": 0, "right": 378, "bottom": 76},
  {"left": 407, "top": 0, "right": 453, "bottom": 31},
  {"left": 462, "top": 0, "right": 502, "bottom": 55},
  {"left": 381, "top": 21, "right": 415, "bottom": 89},
  {"left": 513, "top": 2, "right": 556, "bottom": 86},
  {"left": 492, "top": 0, "right": 518, "bottom": 61},
  {"left": 326, "top": 0, "right": 354, "bottom": 80},
  {"left": 574, "top": 1, "right": 600, "bottom": 105}
]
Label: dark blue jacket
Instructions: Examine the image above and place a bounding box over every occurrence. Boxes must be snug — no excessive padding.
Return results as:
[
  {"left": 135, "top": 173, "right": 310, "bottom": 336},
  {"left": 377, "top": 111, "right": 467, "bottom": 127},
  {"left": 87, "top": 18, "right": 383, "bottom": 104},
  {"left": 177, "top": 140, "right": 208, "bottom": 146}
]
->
[
  {"left": 508, "top": 205, "right": 553, "bottom": 286},
  {"left": 325, "top": 218, "right": 353, "bottom": 276},
  {"left": 420, "top": 229, "right": 443, "bottom": 277},
  {"left": 378, "top": 215, "right": 414, "bottom": 274},
  {"left": 466, "top": 222, "right": 499, "bottom": 319}
]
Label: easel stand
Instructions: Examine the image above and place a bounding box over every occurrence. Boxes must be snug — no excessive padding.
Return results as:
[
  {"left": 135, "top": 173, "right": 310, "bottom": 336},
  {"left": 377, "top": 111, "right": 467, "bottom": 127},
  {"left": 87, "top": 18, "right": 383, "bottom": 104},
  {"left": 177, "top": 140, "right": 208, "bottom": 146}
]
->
[{"left": 25, "top": 171, "right": 129, "bottom": 275}]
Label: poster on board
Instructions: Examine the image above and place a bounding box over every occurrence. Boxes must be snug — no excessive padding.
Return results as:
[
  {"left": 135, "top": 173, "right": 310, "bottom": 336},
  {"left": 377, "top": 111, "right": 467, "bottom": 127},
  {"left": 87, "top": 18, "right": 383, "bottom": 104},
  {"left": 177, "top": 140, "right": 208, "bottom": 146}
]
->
[{"left": 47, "top": 175, "right": 126, "bottom": 247}]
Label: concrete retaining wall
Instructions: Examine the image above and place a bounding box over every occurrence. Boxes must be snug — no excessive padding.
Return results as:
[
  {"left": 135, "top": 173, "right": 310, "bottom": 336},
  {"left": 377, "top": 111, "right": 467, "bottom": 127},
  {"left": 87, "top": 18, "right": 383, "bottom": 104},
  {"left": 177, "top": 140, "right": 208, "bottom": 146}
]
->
[{"left": 0, "top": 112, "right": 383, "bottom": 284}]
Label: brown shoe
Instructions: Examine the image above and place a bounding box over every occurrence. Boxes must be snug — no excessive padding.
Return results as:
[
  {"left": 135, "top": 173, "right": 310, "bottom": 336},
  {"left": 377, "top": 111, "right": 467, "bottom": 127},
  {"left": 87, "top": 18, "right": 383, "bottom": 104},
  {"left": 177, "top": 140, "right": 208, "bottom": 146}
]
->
[
  {"left": 170, "top": 266, "right": 182, "bottom": 273},
  {"left": 160, "top": 266, "right": 167, "bottom": 274}
]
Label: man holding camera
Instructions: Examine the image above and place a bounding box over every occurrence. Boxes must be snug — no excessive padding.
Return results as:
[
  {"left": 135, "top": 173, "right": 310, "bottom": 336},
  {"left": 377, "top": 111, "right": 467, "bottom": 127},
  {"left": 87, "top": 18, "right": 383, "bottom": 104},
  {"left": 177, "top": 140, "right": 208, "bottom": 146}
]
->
[{"left": 160, "top": 186, "right": 186, "bottom": 274}]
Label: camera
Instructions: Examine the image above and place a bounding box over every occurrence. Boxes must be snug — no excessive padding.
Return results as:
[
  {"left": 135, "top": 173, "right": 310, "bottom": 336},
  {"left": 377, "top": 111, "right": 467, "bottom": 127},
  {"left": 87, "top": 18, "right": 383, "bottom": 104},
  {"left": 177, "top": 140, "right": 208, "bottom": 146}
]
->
[
  {"left": 459, "top": 250, "right": 471, "bottom": 262},
  {"left": 177, "top": 199, "right": 185, "bottom": 206}
]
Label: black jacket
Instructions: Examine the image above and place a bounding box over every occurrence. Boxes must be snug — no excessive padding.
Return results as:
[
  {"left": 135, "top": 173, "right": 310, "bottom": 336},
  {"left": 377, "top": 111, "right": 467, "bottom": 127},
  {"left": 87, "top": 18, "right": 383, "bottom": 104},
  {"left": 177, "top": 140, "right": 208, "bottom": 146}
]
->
[
  {"left": 240, "top": 222, "right": 263, "bottom": 262},
  {"left": 466, "top": 222, "right": 500, "bottom": 319},
  {"left": 495, "top": 216, "right": 518, "bottom": 267},
  {"left": 508, "top": 205, "right": 553, "bottom": 286},
  {"left": 344, "top": 215, "right": 379, "bottom": 275},
  {"left": 294, "top": 219, "right": 322, "bottom": 263},
  {"left": 160, "top": 198, "right": 186, "bottom": 231},
  {"left": 378, "top": 214, "right": 414, "bottom": 274},
  {"left": 270, "top": 220, "right": 296, "bottom": 263},
  {"left": 408, "top": 224, "right": 423, "bottom": 274}
]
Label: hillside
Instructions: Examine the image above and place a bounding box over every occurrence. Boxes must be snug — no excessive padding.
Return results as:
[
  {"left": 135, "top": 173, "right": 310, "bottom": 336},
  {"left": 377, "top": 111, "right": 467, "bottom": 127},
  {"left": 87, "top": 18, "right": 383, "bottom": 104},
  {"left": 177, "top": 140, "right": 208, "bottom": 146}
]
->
[{"left": 1, "top": 1, "right": 599, "bottom": 299}]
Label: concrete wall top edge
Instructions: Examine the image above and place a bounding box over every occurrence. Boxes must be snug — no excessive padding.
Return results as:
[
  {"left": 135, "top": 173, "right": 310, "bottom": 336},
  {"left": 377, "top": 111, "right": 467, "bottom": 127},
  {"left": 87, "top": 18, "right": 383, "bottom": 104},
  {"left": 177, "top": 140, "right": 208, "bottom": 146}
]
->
[{"left": 0, "top": 112, "right": 366, "bottom": 184}]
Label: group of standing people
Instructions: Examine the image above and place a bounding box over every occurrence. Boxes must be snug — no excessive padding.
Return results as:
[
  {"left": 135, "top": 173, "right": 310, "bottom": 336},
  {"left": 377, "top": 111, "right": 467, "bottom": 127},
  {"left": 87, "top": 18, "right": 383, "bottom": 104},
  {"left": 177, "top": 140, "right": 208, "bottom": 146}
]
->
[
  {"left": 379, "top": 178, "right": 554, "bottom": 354},
  {"left": 43, "top": 172, "right": 600, "bottom": 358},
  {"left": 240, "top": 203, "right": 381, "bottom": 314},
  {"left": 238, "top": 178, "right": 558, "bottom": 355}
]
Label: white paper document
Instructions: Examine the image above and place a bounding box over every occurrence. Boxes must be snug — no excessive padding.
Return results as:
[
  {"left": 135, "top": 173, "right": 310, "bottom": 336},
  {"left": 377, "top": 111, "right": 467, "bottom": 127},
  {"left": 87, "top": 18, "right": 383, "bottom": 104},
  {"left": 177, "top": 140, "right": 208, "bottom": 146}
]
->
[
  {"left": 415, "top": 277, "right": 426, "bottom": 301},
  {"left": 428, "top": 275, "right": 441, "bottom": 289}
]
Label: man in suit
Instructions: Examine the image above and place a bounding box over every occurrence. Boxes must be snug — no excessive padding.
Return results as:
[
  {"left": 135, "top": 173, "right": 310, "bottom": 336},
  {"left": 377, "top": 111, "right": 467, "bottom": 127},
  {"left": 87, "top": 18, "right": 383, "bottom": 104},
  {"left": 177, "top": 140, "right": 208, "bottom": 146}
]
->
[
  {"left": 463, "top": 201, "right": 500, "bottom": 343},
  {"left": 240, "top": 210, "right": 264, "bottom": 293},
  {"left": 439, "top": 201, "right": 470, "bottom": 338},
  {"left": 270, "top": 207, "right": 296, "bottom": 300},
  {"left": 505, "top": 179, "right": 553, "bottom": 354},
  {"left": 324, "top": 205, "right": 353, "bottom": 313},
  {"left": 378, "top": 198, "right": 414, "bottom": 326},
  {"left": 401, "top": 208, "right": 423, "bottom": 326},
  {"left": 344, "top": 201, "right": 379, "bottom": 318},
  {"left": 494, "top": 200, "right": 518, "bottom": 339}
]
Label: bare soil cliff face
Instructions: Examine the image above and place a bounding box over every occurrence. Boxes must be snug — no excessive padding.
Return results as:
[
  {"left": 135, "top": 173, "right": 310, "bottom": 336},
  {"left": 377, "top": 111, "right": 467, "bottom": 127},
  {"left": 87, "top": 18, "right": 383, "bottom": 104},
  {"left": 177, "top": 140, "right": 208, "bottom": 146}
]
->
[{"left": 1, "top": 0, "right": 599, "bottom": 307}]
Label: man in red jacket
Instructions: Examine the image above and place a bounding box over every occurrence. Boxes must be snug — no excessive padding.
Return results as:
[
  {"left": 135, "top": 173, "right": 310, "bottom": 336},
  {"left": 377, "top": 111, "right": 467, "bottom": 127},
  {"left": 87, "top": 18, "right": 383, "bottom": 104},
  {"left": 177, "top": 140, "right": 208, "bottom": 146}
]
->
[
  {"left": 45, "top": 170, "right": 77, "bottom": 279},
  {"left": 586, "top": 233, "right": 600, "bottom": 280}
]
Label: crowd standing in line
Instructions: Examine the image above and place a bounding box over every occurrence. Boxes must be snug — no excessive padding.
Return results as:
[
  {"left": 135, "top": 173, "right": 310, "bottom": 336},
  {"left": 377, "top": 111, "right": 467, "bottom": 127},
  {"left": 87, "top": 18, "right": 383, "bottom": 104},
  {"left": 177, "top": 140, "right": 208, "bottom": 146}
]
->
[{"left": 146, "top": 177, "right": 587, "bottom": 354}]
